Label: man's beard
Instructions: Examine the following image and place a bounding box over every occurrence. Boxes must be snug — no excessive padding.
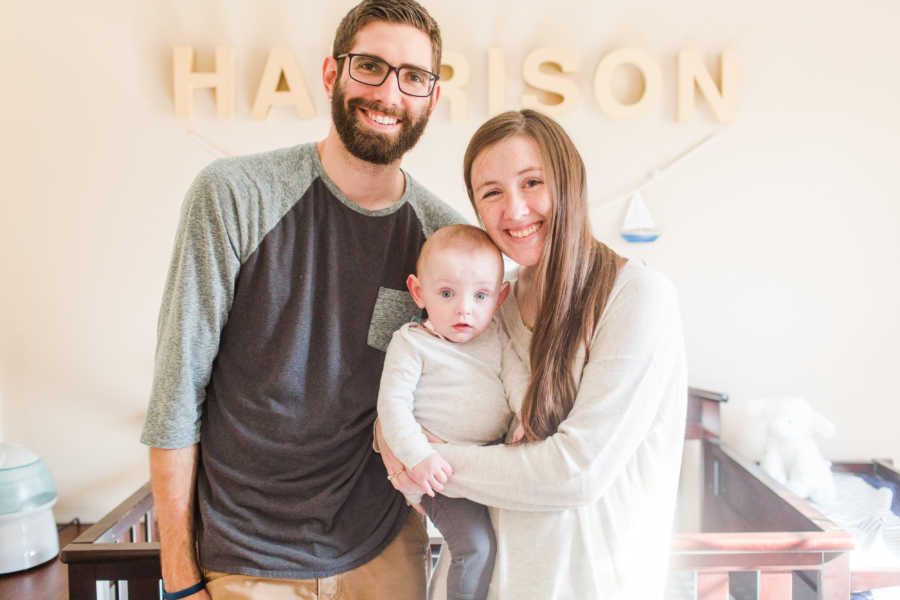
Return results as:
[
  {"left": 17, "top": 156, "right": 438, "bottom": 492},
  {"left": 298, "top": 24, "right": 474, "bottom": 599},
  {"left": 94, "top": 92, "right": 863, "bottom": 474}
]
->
[{"left": 331, "top": 82, "right": 430, "bottom": 165}]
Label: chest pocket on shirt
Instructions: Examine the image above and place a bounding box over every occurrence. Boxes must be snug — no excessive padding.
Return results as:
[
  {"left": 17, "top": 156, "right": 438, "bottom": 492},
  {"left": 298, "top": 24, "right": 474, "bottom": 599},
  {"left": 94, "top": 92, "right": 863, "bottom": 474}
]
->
[{"left": 367, "top": 287, "right": 421, "bottom": 352}]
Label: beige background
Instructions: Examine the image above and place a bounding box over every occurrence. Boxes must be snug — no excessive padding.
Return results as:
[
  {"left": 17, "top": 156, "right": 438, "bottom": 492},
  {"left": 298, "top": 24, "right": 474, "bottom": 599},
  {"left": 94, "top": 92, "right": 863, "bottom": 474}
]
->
[{"left": 1, "top": 0, "right": 898, "bottom": 521}]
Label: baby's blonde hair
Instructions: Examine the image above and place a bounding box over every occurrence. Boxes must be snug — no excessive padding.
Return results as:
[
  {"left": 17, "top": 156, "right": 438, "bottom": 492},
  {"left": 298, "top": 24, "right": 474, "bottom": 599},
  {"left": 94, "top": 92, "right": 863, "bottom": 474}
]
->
[{"left": 416, "top": 224, "right": 503, "bottom": 283}]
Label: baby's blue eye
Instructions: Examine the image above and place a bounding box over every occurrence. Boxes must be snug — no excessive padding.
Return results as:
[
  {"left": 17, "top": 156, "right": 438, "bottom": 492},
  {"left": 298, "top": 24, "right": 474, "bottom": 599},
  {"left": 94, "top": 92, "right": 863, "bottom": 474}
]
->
[
  {"left": 475, "top": 292, "right": 487, "bottom": 301},
  {"left": 441, "top": 290, "right": 452, "bottom": 299}
]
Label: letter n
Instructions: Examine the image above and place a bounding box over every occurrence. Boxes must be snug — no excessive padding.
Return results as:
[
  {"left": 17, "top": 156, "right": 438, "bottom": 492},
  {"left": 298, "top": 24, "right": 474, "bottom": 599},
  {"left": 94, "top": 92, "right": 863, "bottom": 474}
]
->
[{"left": 677, "top": 50, "right": 737, "bottom": 123}]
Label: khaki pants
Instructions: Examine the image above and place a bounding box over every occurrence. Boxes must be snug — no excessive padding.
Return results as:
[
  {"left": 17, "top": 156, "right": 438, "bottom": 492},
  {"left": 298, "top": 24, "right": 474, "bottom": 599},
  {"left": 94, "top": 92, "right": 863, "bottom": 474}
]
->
[{"left": 204, "top": 511, "right": 430, "bottom": 600}]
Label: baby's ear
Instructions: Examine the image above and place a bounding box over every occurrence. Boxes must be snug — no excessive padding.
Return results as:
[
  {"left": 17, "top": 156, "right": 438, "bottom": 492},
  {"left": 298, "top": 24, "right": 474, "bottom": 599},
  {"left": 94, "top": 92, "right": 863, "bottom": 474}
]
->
[
  {"left": 406, "top": 274, "right": 427, "bottom": 309},
  {"left": 497, "top": 281, "right": 511, "bottom": 305}
]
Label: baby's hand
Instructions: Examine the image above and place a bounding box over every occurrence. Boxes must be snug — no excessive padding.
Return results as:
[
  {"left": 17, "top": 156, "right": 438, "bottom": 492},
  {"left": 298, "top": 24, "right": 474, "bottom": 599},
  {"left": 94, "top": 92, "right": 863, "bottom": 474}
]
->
[
  {"left": 409, "top": 453, "right": 453, "bottom": 497},
  {"left": 511, "top": 423, "right": 525, "bottom": 443}
]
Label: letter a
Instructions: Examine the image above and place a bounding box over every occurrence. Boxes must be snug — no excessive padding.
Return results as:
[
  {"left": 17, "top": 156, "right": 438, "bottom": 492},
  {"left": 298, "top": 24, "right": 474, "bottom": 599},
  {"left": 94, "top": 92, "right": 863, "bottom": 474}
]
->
[{"left": 251, "top": 48, "right": 316, "bottom": 120}]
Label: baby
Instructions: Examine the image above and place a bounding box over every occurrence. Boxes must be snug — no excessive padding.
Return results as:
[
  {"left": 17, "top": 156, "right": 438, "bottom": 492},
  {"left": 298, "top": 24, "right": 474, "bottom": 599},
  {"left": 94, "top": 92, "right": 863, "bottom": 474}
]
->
[{"left": 377, "top": 224, "right": 514, "bottom": 600}]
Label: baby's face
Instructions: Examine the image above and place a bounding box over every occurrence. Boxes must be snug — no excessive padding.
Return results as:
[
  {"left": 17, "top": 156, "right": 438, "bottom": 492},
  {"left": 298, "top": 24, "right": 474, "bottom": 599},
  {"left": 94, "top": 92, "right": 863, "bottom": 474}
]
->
[{"left": 411, "top": 246, "right": 507, "bottom": 343}]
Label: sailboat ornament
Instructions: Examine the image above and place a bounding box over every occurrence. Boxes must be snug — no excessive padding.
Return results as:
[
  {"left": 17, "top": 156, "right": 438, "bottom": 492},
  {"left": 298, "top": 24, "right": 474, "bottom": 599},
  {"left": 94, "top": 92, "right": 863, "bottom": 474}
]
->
[
  {"left": 619, "top": 133, "right": 717, "bottom": 243},
  {"left": 621, "top": 190, "right": 659, "bottom": 243}
]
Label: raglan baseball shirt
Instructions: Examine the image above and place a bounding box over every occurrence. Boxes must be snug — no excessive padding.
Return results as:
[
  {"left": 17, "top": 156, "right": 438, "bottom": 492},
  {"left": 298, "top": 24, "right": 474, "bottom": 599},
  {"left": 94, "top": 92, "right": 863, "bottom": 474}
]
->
[{"left": 140, "top": 142, "right": 465, "bottom": 578}]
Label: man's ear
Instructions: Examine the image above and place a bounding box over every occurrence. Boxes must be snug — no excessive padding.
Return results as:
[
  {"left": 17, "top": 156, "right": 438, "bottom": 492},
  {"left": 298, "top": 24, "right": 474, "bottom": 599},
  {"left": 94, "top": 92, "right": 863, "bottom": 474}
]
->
[
  {"left": 427, "top": 83, "right": 440, "bottom": 116},
  {"left": 322, "top": 56, "right": 339, "bottom": 99},
  {"left": 497, "top": 280, "right": 511, "bottom": 306},
  {"left": 406, "top": 274, "right": 427, "bottom": 309}
]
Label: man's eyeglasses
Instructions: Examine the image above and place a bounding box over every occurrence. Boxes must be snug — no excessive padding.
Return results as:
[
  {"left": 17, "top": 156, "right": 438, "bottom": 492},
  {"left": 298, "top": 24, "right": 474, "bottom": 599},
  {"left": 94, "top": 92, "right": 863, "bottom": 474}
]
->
[{"left": 336, "top": 53, "right": 439, "bottom": 97}]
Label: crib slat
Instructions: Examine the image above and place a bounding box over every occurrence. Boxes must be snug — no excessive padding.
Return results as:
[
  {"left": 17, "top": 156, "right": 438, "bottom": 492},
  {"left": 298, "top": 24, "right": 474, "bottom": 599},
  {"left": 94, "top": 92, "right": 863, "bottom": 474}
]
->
[
  {"left": 759, "top": 571, "right": 791, "bottom": 599},
  {"left": 697, "top": 572, "right": 729, "bottom": 600},
  {"left": 820, "top": 553, "right": 850, "bottom": 600},
  {"left": 144, "top": 511, "right": 153, "bottom": 542}
]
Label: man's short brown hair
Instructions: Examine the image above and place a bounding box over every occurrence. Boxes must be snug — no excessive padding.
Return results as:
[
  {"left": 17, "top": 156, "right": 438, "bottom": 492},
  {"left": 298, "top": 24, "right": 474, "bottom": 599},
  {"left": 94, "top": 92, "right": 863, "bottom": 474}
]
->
[{"left": 333, "top": 0, "right": 442, "bottom": 74}]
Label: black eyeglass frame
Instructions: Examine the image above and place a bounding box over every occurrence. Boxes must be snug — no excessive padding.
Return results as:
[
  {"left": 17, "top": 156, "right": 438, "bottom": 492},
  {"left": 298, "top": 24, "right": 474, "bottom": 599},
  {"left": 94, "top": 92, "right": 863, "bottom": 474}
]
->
[{"left": 335, "top": 53, "right": 440, "bottom": 97}]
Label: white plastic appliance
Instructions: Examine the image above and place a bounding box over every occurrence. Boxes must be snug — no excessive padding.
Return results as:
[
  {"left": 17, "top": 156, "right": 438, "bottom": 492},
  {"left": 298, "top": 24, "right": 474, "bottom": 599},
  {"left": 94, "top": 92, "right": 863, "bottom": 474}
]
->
[{"left": 0, "top": 442, "right": 59, "bottom": 573}]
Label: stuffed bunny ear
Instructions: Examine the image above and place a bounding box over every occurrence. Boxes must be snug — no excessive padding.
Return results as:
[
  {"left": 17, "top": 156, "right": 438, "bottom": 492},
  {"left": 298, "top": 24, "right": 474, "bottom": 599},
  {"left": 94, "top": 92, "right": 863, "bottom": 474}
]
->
[{"left": 812, "top": 410, "right": 836, "bottom": 438}]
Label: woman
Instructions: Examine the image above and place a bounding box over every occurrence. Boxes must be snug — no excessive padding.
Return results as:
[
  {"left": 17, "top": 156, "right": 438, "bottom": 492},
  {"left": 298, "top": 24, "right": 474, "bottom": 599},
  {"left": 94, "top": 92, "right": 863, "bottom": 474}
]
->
[{"left": 385, "top": 109, "right": 687, "bottom": 599}]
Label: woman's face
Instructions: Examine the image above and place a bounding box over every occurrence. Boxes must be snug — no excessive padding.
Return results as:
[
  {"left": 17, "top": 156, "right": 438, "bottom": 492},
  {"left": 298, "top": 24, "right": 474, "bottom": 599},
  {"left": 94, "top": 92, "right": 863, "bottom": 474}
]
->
[{"left": 470, "top": 135, "right": 552, "bottom": 267}]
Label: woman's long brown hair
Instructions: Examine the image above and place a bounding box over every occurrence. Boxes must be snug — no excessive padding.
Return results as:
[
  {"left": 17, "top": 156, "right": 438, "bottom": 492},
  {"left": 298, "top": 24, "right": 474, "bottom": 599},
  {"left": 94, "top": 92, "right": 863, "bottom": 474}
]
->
[{"left": 463, "top": 110, "right": 621, "bottom": 442}]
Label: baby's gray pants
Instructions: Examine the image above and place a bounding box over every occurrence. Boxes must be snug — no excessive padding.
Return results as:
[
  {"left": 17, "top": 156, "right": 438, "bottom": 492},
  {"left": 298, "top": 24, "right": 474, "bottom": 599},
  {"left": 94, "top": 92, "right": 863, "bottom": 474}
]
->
[{"left": 421, "top": 494, "right": 496, "bottom": 600}]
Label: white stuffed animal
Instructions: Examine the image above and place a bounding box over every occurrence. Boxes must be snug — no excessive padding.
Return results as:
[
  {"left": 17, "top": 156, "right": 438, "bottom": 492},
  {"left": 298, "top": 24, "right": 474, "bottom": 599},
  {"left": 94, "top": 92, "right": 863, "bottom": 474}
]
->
[{"left": 759, "top": 396, "right": 837, "bottom": 505}]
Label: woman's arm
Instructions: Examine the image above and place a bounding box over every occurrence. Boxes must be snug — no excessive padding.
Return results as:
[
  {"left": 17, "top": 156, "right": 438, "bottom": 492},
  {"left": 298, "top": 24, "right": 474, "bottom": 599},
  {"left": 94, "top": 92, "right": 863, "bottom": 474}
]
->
[
  {"left": 373, "top": 420, "right": 427, "bottom": 512},
  {"left": 436, "top": 271, "right": 687, "bottom": 511}
]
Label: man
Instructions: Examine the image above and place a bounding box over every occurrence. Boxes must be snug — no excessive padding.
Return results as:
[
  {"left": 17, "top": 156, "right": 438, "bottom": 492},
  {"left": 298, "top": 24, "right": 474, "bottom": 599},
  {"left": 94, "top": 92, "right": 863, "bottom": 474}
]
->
[{"left": 140, "top": 2, "right": 464, "bottom": 598}]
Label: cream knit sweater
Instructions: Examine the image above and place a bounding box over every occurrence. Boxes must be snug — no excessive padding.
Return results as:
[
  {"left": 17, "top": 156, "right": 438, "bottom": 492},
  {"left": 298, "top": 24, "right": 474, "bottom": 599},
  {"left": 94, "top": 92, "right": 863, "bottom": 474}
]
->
[{"left": 432, "top": 261, "right": 688, "bottom": 600}]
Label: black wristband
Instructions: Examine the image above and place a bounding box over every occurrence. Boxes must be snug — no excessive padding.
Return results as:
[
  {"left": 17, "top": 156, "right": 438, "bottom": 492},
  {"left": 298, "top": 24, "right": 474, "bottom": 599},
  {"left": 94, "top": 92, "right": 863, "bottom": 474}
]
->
[{"left": 162, "top": 580, "right": 205, "bottom": 600}]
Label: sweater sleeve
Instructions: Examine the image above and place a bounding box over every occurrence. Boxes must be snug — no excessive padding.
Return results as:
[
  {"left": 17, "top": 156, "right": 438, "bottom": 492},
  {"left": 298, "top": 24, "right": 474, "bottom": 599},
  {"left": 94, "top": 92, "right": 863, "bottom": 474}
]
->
[
  {"left": 435, "top": 270, "right": 687, "bottom": 511},
  {"left": 140, "top": 163, "right": 242, "bottom": 448},
  {"left": 376, "top": 329, "right": 435, "bottom": 469}
]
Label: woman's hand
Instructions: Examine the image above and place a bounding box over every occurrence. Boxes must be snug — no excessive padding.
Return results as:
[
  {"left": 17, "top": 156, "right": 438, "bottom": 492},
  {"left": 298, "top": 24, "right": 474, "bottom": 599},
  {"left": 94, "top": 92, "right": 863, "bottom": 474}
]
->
[
  {"left": 392, "top": 471, "right": 426, "bottom": 515},
  {"left": 374, "top": 419, "right": 428, "bottom": 509},
  {"left": 374, "top": 419, "right": 407, "bottom": 481}
]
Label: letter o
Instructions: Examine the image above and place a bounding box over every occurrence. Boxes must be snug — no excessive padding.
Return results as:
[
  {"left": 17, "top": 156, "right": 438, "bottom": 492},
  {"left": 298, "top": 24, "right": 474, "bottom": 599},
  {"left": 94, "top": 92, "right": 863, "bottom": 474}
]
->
[{"left": 593, "top": 48, "right": 661, "bottom": 119}]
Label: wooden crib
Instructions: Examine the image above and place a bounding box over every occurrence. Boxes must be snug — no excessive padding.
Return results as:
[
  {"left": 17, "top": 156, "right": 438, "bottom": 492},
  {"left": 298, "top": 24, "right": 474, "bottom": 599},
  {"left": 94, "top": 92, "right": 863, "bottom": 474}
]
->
[
  {"left": 61, "top": 388, "right": 900, "bottom": 599},
  {"left": 673, "top": 389, "right": 900, "bottom": 598}
]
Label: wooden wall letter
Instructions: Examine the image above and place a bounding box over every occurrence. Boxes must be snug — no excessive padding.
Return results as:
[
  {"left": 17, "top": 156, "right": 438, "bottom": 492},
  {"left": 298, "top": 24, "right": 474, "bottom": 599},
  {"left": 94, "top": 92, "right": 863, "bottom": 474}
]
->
[
  {"left": 677, "top": 49, "right": 737, "bottom": 122},
  {"left": 521, "top": 48, "right": 580, "bottom": 118},
  {"left": 488, "top": 48, "right": 505, "bottom": 117},
  {"left": 439, "top": 51, "right": 470, "bottom": 122},
  {"left": 250, "top": 48, "right": 316, "bottom": 120},
  {"left": 593, "top": 48, "right": 661, "bottom": 119},
  {"left": 173, "top": 46, "right": 236, "bottom": 119}
]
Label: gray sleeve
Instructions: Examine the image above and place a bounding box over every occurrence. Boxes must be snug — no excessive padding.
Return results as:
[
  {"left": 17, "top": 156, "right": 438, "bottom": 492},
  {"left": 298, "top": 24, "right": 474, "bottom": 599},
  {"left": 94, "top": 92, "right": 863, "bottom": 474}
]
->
[
  {"left": 425, "top": 201, "right": 468, "bottom": 236},
  {"left": 140, "top": 164, "right": 242, "bottom": 448},
  {"left": 405, "top": 176, "right": 469, "bottom": 237}
]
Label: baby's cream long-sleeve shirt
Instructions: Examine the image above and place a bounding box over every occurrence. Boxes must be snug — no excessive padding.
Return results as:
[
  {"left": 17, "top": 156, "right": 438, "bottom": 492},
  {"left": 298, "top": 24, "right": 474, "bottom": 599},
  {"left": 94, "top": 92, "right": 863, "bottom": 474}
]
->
[{"left": 377, "top": 321, "right": 515, "bottom": 471}]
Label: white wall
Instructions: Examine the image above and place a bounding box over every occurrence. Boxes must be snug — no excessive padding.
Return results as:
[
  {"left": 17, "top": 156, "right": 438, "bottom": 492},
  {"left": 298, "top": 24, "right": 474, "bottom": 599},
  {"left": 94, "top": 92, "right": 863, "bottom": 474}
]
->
[{"left": 1, "top": 0, "right": 898, "bottom": 521}]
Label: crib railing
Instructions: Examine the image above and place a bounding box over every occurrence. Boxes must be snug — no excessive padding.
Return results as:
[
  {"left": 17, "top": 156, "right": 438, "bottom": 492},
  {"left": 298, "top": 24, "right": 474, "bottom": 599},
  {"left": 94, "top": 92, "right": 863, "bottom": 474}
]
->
[
  {"left": 61, "top": 389, "right": 896, "bottom": 599},
  {"left": 61, "top": 483, "right": 161, "bottom": 600},
  {"left": 672, "top": 439, "right": 855, "bottom": 599}
]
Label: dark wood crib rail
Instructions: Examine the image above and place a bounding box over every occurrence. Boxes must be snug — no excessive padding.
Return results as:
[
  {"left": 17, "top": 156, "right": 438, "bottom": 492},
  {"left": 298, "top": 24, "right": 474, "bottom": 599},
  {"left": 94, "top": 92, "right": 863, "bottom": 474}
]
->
[{"left": 61, "top": 483, "right": 161, "bottom": 599}]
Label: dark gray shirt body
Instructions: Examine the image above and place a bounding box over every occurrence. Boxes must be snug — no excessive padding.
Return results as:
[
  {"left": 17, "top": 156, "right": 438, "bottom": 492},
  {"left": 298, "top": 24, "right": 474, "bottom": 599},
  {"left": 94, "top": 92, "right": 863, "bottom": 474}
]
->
[{"left": 141, "top": 143, "right": 465, "bottom": 577}]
